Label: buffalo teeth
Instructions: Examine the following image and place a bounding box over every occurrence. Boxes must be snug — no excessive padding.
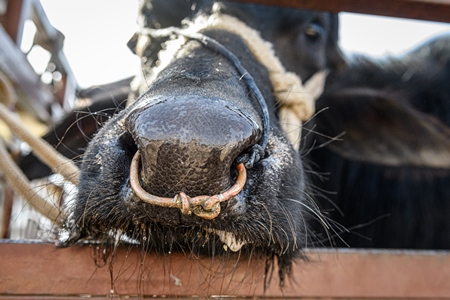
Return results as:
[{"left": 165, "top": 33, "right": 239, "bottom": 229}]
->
[{"left": 208, "top": 229, "right": 246, "bottom": 252}]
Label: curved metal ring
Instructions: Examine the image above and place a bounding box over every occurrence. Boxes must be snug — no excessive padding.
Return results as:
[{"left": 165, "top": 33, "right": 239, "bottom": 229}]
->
[{"left": 129, "top": 150, "right": 247, "bottom": 220}]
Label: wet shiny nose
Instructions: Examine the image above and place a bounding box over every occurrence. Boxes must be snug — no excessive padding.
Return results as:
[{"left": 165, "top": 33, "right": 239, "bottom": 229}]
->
[{"left": 125, "top": 95, "right": 261, "bottom": 197}]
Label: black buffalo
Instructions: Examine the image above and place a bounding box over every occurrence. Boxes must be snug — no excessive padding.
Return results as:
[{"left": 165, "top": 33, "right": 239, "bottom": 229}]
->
[
  {"left": 307, "top": 33, "right": 450, "bottom": 249},
  {"left": 57, "top": 0, "right": 345, "bottom": 283},
  {"left": 17, "top": 78, "right": 131, "bottom": 180}
]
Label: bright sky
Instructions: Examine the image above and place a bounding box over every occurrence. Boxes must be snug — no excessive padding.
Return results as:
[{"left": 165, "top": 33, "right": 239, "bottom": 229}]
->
[
  {"left": 339, "top": 12, "right": 450, "bottom": 57},
  {"left": 26, "top": 0, "right": 141, "bottom": 88},
  {"left": 25, "top": 1, "right": 450, "bottom": 88}
]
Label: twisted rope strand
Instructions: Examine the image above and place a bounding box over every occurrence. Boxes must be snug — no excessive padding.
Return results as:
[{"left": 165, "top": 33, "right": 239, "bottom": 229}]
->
[
  {"left": 0, "top": 102, "right": 80, "bottom": 185},
  {"left": 0, "top": 138, "right": 64, "bottom": 223},
  {"left": 0, "top": 74, "right": 78, "bottom": 224}
]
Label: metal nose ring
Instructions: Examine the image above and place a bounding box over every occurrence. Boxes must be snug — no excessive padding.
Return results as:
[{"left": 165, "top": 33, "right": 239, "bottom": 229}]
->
[{"left": 129, "top": 150, "right": 247, "bottom": 220}]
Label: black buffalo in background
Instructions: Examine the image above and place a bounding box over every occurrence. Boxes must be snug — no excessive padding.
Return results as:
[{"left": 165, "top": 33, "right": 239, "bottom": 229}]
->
[
  {"left": 17, "top": 77, "right": 131, "bottom": 180},
  {"left": 308, "top": 33, "right": 450, "bottom": 249}
]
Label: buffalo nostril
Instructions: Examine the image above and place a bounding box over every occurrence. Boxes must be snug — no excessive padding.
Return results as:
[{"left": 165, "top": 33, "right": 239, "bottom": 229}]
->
[
  {"left": 118, "top": 131, "right": 138, "bottom": 156},
  {"left": 125, "top": 95, "right": 261, "bottom": 197}
]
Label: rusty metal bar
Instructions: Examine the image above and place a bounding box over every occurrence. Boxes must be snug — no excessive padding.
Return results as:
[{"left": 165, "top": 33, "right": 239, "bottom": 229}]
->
[
  {"left": 30, "top": 0, "right": 77, "bottom": 110},
  {"left": 0, "top": 241, "right": 449, "bottom": 298},
  {"left": 0, "top": 25, "right": 54, "bottom": 123},
  {"left": 0, "top": 0, "right": 77, "bottom": 123},
  {"left": 231, "top": 0, "right": 450, "bottom": 23},
  {"left": 2, "top": 0, "right": 31, "bottom": 45},
  {"left": 0, "top": 186, "right": 13, "bottom": 239}
]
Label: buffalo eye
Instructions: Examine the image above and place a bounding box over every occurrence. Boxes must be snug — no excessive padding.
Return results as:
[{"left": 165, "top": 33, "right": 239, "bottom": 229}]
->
[{"left": 304, "top": 22, "right": 324, "bottom": 42}]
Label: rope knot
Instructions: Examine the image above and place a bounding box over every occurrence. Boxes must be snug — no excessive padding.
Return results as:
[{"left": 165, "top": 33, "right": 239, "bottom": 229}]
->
[
  {"left": 270, "top": 72, "right": 315, "bottom": 121},
  {"left": 277, "top": 71, "right": 328, "bottom": 149}
]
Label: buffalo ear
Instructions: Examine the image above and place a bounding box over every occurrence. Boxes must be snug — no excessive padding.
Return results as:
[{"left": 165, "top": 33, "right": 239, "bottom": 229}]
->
[
  {"left": 127, "top": 33, "right": 139, "bottom": 55},
  {"left": 314, "top": 88, "right": 450, "bottom": 169},
  {"left": 127, "top": 32, "right": 152, "bottom": 58}
]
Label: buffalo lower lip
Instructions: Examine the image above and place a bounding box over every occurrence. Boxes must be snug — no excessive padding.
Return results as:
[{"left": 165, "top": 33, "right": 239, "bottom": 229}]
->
[{"left": 129, "top": 150, "right": 247, "bottom": 220}]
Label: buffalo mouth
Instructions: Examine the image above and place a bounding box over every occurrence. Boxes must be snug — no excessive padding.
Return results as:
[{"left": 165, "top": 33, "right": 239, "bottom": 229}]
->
[{"left": 129, "top": 150, "right": 247, "bottom": 220}]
